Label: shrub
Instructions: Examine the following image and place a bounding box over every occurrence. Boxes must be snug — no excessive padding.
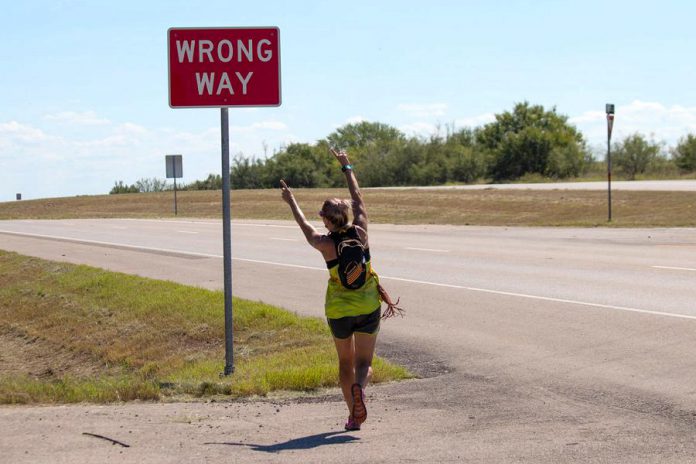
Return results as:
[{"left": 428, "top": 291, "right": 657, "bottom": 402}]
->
[
  {"left": 672, "top": 134, "right": 696, "bottom": 172},
  {"left": 612, "top": 134, "right": 660, "bottom": 180},
  {"left": 109, "top": 181, "right": 139, "bottom": 194}
]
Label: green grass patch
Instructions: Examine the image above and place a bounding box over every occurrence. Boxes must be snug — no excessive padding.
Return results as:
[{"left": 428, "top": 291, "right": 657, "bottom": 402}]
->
[
  {"left": 0, "top": 375, "right": 160, "bottom": 404},
  {"left": 0, "top": 250, "right": 411, "bottom": 404}
]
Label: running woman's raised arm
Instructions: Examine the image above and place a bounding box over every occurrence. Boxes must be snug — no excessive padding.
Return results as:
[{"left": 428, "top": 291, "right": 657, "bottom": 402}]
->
[
  {"left": 330, "top": 148, "right": 367, "bottom": 230},
  {"left": 280, "top": 179, "right": 323, "bottom": 248}
]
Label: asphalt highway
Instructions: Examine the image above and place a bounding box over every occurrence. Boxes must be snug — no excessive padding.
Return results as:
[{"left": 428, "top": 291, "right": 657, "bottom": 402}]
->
[{"left": 1, "top": 219, "right": 696, "bottom": 463}]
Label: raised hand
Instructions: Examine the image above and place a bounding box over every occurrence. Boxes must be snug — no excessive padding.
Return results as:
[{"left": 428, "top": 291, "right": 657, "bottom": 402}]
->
[
  {"left": 280, "top": 179, "right": 294, "bottom": 204},
  {"left": 330, "top": 147, "right": 350, "bottom": 167}
]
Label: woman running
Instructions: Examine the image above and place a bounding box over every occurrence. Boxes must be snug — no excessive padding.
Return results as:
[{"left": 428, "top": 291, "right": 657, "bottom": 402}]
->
[{"left": 280, "top": 148, "right": 402, "bottom": 431}]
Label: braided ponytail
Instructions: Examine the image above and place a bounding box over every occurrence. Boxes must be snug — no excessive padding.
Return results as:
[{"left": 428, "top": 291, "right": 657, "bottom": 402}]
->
[{"left": 376, "top": 283, "right": 405, "bottom": 319}]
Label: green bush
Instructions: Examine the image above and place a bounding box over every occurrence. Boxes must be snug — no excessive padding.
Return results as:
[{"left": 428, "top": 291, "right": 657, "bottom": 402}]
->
[
  {"left": 109, "top": 181, "right": 139, "bottom": 194},
  {"left": 477, "top": 102, "right": 587, "bottom": 181},
  {"left": 612, "top": 134, "right": 661, "bottom": 180},
  {"left": 672, "top": 134, "right": 696, "bottom": 172},
  {"left": 185, "top": 174, "right": 222, "bottom": 190},
  {"left": 178, "top": 109, "right": 696, "bottom": 191}
]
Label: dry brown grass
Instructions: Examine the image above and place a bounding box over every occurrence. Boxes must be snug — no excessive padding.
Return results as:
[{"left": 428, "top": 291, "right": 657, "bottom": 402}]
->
[{"left": 0, "top": 188, "right": 695, "bottom": 227}]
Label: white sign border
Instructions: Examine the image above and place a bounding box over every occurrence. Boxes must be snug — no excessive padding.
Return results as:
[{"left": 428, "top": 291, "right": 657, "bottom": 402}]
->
[{"left": 167, "top": 26, "right": 282, "bottom": 109}]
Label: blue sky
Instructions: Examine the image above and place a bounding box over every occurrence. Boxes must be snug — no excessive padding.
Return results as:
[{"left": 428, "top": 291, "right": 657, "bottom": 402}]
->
[{"left": 2, "top": 0, "right": 696, "bottom": 200}]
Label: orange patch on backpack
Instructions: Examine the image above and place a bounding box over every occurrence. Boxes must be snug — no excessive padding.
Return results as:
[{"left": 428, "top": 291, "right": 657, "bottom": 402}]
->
[{"left": 346, "top": 262, "right": 364, "bottom": 285}]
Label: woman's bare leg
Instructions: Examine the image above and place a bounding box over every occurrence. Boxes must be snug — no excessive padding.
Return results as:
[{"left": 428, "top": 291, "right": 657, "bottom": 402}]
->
[
  {"left": 353, "top": 332, "right": 377, "bottom": 388},
  {"left": 333, "top": 336, "right": 355, "bottom": 415}
]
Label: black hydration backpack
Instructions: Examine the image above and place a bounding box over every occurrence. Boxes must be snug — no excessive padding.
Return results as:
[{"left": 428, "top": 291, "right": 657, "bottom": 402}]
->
[{"left": 329, "top": 226, "right": 369, "bottom": 290}]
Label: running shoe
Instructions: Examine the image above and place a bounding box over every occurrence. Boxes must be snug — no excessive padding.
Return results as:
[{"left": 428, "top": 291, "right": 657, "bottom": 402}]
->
[
  {"left": 344, "top": 416, "right": 360, "bottom": 431},
  {"left": 351, "top": 383, "right": 367, "bottom": 425}
]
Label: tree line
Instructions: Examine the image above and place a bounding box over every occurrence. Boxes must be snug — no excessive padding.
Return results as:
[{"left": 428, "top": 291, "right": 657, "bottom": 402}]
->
[{"left": 111, "top": 102, "right": 696, "bottom": 194}]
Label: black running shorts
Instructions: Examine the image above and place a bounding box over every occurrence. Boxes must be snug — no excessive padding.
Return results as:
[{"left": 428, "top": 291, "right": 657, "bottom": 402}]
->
[{"left": 327, "top": 307, "right": 381, "bottom": 339}]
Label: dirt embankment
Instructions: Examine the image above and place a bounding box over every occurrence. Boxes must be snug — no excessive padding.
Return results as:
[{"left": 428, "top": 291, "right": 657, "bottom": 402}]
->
[{"left": 0, "top": 326, "right": 113, "bottom": 380}]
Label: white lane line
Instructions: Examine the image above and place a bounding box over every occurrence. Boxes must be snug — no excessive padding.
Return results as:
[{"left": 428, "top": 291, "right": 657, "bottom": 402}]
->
[
  {"left": 380, "top": 275, "right": 696, "bottom": 321},
  {"left": 653, "top": 265, "right": 696, "bottom": 272},
  {"left": 234, "top": 257, "right": 324, "bottom": 271},
  {"left": 118, "top": 218, "right": 217, "bottom": 225},
  {"left": 112, "top": 226, "right": 128, "bottom": 230},
  {"left": 235, "top": 223, "right": 299, "bottom": 229},
  {"left": 117, "top": 219, "right": 299, "bottom": 229},
  {"left": 405, "top": 247, "right": 450, "bottom": 253},
  {"left": 0, "top": 230, "right": 222, "bottom": 259},
  {"left": 270, "top": 237, "right": 298, "bottom": 242},
  {"left": 230, "top": 257, "right": 696, "bottom": 322},
  {"left": 2, "top": 229, "right": 694, "bottom": 321},
  {"left": 177, "top": 230, "right": 199, "bottom": 234}
]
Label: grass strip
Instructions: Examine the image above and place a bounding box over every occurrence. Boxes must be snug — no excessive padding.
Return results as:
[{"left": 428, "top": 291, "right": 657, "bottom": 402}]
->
[
  {"left": 1, "top": 188, "right": 695, "bottom": 227},
  {"left": 0, "top": 250, "right": 411, "bottom": 404}
]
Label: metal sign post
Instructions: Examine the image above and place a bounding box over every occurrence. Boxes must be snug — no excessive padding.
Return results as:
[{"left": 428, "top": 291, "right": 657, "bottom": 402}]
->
[
  {"left": 167, "top": 27, "right": 281, "bottom": 377},
  {"left": 220, "top": 108, "right": 234, "bottom": 375},
  {"left": 606, "top": 103, "right": 615, "bottom": 222}
]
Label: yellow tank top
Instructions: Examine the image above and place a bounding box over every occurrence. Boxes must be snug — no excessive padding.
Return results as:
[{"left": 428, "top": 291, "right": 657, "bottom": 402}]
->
[{"left": 325, "top": 259, "right": 381, "bottom": 319}]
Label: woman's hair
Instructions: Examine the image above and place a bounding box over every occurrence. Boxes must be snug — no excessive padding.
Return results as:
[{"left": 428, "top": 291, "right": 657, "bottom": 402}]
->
[{"left": 320, "top": 198, "right": 351, "bottom": 229}]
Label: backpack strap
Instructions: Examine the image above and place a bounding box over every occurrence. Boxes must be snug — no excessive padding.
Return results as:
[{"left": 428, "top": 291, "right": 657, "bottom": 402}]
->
[{"left": 326, "top": 227, "right": 356, "bottom": 269}]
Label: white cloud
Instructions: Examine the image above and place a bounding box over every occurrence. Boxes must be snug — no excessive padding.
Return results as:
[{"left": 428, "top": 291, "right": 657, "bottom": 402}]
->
[
  {"left": 0, "top": 115, "right": 297, "bottom": 201},
  {"left": 246, "top": 120, "right": 288, "bottom": 131},
  {"left": 116, "top": 122, "right": 148, "bottom": 135},
  {"left": 570, "top": 100, "right": 696, "bottom": 145},
  {"left": 397, "top": 103, "right": 448, "bottom": 117},
  {"left": 44, "top": 111, "right": 111, "bottom": 126},
  {"left": 454, "top": 113, "right": 495, "bottom": 127},
  {"left": 344, "top": 115, "right": 366, "bottom": 125},
  {"left": 1, "top": 121, "right": 216, "bottom": 199},
  {"left": 399, "top": 122, "right": 438, "bottom": 136},
  {"left": 164, "top": 127, "right": 220, "bottom": 154},
  {"left": 285, "top": 134, "right": 301, "bottom": 143},
  {"left": 568, "top": 110, "right": 604, "bottom": 124},
  {"left": 0, "top": 121, "right": 51, "bottom": 143},
  {"left": 73, "top": 134, "right": 141, "bottom": 152},
  {"left": 0, "top": 121, "right": 64, "bottom": 160},
  {"left": 331, "top": 116, "right": 366, "bottom": 130},
  {"left": 398, "top": 111, "right": 494, "bottom": 137},
  {"left": 278, "top": 134, "right": 302, "bottom": 148}
]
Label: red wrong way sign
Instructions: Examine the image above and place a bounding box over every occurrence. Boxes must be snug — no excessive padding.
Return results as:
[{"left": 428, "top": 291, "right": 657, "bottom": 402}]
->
[{"left": 168, "top": 27, "right": 281, "bottom": 108}]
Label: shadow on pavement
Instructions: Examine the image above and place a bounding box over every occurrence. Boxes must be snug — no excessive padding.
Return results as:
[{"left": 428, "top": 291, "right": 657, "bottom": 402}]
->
[{"left": 205, "top": 431, "right": 359, "bottom": 453}]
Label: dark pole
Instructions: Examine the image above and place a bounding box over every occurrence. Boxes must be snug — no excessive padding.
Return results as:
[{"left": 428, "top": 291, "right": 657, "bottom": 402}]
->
[
  {"left": 221, "top": 108, "right": 234, "bottom": 376},
  {"left": 606, "top": 104, "right": 615, "bottom": 222},
  {"left": 607, "top": 127, "right": 612, "bottom": 222},
  {"left": 173, "top": 164, "right": 178, "bottom": 216}
]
